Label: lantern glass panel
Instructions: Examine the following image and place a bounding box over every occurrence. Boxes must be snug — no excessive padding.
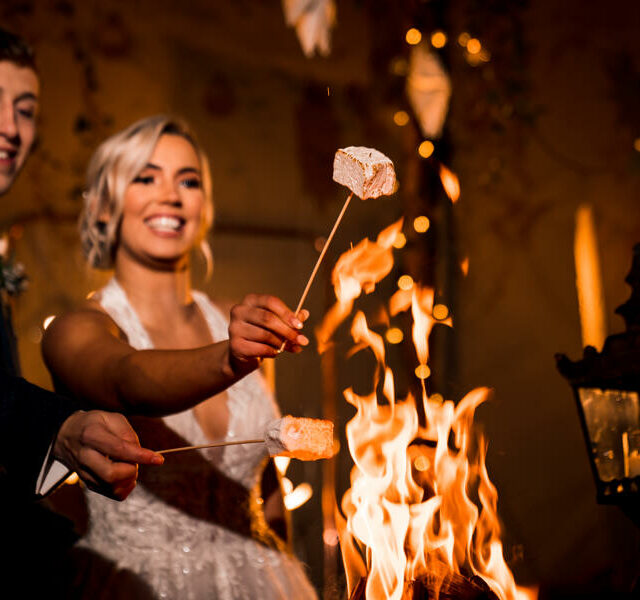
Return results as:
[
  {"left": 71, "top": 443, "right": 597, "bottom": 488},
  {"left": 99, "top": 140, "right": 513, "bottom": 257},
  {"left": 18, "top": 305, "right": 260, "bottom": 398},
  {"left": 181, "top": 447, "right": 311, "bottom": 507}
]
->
[{"left": 578, "top": 388, "right": 640, "bottom": 482}]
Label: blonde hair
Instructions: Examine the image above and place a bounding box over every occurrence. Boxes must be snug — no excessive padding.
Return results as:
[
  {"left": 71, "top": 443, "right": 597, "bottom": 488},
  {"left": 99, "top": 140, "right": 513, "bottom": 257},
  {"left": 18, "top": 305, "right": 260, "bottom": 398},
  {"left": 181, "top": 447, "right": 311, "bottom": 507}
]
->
[{"left": 80, "top": 114, "right": 214, "bottom": 272}]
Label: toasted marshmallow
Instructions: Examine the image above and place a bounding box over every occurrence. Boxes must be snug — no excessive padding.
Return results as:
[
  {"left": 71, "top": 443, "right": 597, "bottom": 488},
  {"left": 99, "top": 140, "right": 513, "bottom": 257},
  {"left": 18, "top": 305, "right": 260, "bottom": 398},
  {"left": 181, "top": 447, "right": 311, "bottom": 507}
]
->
[
  {"left": 333, "top": 146, "right": 396, "bottom": 200},
  {"left": 265, "top": 416, "right": 334, "bottom": 461}
]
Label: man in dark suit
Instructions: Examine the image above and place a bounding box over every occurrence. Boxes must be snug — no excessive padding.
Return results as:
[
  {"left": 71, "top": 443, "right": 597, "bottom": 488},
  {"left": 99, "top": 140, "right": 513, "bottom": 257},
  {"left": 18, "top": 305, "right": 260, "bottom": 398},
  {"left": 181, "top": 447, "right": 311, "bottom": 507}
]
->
[{"left": 0, "top": 27, "right": 164, "bottom": 593}]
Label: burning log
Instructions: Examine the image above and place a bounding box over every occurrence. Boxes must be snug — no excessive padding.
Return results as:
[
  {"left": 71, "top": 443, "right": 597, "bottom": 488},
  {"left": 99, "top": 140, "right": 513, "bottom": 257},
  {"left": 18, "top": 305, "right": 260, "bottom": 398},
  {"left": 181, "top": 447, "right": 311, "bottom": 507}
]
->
[{"left": 349, "top": 560, "right": 500, "bottom": 600}]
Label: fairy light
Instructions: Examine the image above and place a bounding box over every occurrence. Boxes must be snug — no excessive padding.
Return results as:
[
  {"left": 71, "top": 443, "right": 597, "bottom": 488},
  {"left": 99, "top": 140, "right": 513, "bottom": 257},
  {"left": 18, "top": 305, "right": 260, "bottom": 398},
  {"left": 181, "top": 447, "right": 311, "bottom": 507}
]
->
[
  {"left": 385, "top": 327, "right": 404, "bottom": 344},
  {"left": 284, "top": 483, "right": 313, "bottom": 510},
  {"left": 458, "top": 32, "right": 470, "bottom": 46},
  {"left": 415, "top": 364, "right": 431, "bottom": 380},
  {"left": 65, "top": 472, "right": 79, "bottom": 485},
  {"left": 413, "top": 216, "right": 430, "bottom": 233},
  {"left": 405, "top": 28, "right": 422, "bottom": 45},
  {"left": 413, "top": 455, "right": 429, "bottom": 472},
  {"left": 397, "top": 275, "right": 414, "bottom": 290},
  {"left": 466, "top": 38, "right": 482, "bottom": 55},
  {"left": 281, "top": 477, "right": 294, "bottom": 495},
  {"left": 634, "top": 138, "right": 640, "bottom": 152},
  {"left": 43, "top": 315, "right": 56, "bottom": 330},
  {"left": 393, "top": 232, "right": 407, "bottom": 249},
  {"left": 433, "top": 303, "right": 449, "bottom": 320},
  {"left": 430, "top": 31, "right": 447, "bottom": 48},
  {"left": 323, "top": 527, "right": 339, "bottom": 546},
  {"left": 418, "top": 140, "right": 434, "bottom": 158},
  {"left": 274, "top": 456, "right": 290, "bottom": 475},
  {"left": 430, "top": 393, "right": 444, "bottom": 404},
  {"left": 393, "top": 110, "right": 410, "bottom": 126}
]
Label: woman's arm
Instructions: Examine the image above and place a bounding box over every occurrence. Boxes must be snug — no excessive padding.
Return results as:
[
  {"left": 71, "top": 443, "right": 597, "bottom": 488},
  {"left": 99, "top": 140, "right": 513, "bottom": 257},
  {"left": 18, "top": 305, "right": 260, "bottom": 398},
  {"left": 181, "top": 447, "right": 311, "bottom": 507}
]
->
[{"left": 42, "top": 294, "right": 308, "bottom": 417}]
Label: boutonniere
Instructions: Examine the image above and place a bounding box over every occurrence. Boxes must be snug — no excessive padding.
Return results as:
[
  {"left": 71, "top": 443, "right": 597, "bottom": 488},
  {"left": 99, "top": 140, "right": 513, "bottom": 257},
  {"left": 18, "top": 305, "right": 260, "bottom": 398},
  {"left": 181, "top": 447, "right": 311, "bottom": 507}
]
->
[{"left": 0, "top": 233, "right": 28, "bottom": 297}]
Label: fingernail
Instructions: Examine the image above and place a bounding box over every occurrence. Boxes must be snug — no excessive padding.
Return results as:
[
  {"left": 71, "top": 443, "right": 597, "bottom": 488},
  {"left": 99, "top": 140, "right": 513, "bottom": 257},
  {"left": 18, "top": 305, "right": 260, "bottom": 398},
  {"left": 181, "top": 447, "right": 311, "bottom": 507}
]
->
[
  {"left": 153, "top": 455, "right": 164, "bottom": 465},
  {"left": 297, "top": 335, "right": 309, "bottom": 346},
  {"left": 292, "top": 318, "right": 303, "bottom": 329}
]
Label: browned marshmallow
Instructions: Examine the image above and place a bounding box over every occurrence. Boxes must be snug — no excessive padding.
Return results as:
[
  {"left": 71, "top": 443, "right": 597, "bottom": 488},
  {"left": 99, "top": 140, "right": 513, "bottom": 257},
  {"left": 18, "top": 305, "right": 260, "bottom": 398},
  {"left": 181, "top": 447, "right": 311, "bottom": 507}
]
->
[
  {"left": 265, "top": 416, "right": 334, "bottom": 461},
  {"left": 333, "top": 146, "right": 396, "bottom": 199}
]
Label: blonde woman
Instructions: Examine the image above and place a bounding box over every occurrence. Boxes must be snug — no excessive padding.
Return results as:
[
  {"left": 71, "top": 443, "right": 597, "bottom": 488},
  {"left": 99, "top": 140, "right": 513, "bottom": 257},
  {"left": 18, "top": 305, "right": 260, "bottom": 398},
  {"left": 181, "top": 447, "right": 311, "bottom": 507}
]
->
[{"left": 42, "top": 115, "right": 317, "bottom": 599}]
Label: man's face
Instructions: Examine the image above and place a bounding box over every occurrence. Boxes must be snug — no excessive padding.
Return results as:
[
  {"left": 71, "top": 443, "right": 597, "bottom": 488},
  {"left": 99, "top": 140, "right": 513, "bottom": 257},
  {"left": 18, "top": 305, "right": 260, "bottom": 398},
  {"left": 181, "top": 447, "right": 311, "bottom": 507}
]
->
[{"left": 0, "top": 61, "right": 39, "bottom": 196}]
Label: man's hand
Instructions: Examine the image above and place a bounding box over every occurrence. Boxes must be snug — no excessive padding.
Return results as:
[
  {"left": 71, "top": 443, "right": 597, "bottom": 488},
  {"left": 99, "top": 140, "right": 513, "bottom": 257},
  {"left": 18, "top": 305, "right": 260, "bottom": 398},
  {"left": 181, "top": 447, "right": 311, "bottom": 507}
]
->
[
  {"left": 227, "top": 294, "right": 309, "bottom": 376},
  {"left": 54, "top": 410, "right": 164, "bottom": 501}
]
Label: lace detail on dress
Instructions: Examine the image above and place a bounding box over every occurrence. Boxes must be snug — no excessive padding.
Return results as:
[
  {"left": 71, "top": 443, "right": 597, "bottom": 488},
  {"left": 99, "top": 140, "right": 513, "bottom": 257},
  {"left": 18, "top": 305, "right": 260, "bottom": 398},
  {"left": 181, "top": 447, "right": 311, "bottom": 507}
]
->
[{"left": 75, "top": 278, "right": 317, "bottom": 599}]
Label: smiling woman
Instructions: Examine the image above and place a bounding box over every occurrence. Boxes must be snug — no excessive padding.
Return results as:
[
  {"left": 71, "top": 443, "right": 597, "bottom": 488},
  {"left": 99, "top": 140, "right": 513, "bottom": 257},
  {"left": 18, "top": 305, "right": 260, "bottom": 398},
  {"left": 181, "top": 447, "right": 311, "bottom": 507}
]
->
[{"left": 41, "top": 115, "right": 317, "bottom": 599}]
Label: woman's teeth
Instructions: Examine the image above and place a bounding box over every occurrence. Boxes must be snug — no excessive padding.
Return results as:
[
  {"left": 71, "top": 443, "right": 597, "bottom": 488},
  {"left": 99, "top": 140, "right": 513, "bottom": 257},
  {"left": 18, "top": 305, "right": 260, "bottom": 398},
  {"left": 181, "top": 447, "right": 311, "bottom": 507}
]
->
[{"left": 145, "top": 216, "right": 183, "bottom": 232}]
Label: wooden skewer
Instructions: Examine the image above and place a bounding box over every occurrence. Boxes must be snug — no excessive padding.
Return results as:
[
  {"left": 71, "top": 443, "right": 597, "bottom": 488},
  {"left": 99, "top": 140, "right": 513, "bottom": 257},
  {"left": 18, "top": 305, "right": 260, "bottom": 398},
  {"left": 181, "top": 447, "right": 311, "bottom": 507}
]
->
[
  {"left": 158, "top": 438, "right": 264, "bottom": 455},
  {"left": 279, "top": 191, "right": 354, "bottom": 352}
]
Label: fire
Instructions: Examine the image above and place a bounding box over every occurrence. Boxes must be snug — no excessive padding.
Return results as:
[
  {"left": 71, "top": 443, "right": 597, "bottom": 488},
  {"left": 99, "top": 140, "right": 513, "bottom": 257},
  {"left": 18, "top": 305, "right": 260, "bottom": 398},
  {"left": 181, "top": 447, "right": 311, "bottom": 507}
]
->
[
  {"left": 319, "top": 220, "right": 535, "bottom": 600},
  {"left": 316, "top": 219, "right": 404, "bottom": 353},
  {"left": 438, "top": 164, "right": 460, "bottom": 203}
]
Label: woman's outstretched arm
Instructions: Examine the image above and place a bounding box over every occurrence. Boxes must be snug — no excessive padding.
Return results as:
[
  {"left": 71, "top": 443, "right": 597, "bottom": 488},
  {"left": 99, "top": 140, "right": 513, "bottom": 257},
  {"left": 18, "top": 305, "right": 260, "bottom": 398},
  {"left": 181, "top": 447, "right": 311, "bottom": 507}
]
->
[{"left": 42, "top": 294, "right": 309, "bottom": 417}]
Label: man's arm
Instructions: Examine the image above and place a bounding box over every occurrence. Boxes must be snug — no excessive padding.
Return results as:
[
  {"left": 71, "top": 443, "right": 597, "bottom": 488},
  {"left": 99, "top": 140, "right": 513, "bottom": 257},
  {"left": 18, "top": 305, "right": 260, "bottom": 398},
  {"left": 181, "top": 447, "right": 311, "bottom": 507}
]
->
[{"left": 0, "top": 370, "right": 163, "bottom": 500}]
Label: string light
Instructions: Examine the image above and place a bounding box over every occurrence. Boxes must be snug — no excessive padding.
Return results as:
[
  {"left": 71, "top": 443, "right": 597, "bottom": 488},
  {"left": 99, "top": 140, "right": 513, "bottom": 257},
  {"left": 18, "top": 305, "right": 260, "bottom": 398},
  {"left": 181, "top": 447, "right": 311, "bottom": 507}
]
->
[
  {"left": 430, "top": 393, "right": 444, "bottom": 404},
  {"left": 634, "top": 138, "right": 640, "bottom": 152},
  {"left": 405, "top": 28, "right": 422, "bottom": 45},
  {"left": 284, "top": 483, "right": 313, "bottom": 510},
  {"left": 433, "top": 304, "right": 449, "bottom": 320},
  {"left": 415, "top": 364, "right": 431, "bottom": 380},
  {"left": 413, "top": 216, "right": 430, "bottom": 233},
  {"left": 323, "top": 527, "right": 339, "bottom": 546},
  {"left": 458, "top": 32, "right": 470, "bottom": 46},
  {"left": 274, "top": 456, "right": 290, "bottom": 475},
  {"left": 430, "top": 31, "right": 447, "bottom": 48},
  {"left": 466, "top": 38, "right": 482, "bottom": 55},
  {"left": 393, "top": 110, "right": 410, "bottom": 126},
  {"left": 413, "top": 455, "right": 429, "bottom": 472},
  {"left": 385, "top": 327, "right": 404, "bottom": 344},
  {"left": 418, "top": 140, "right": 434, "bottom": 158},
  {"left": 393, "top": 232, "right": 407, "bottom": 249},
  {"left": 397, "top": 275, "right": 414, "bottom": 290}
]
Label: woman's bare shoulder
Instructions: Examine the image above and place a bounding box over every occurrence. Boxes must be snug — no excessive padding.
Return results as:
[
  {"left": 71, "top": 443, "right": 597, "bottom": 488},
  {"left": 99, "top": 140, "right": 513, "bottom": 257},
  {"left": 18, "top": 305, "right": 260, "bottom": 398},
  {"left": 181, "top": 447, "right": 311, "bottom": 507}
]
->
[{"left": 43, "top": 299, "right": 124, "bottom": 349}]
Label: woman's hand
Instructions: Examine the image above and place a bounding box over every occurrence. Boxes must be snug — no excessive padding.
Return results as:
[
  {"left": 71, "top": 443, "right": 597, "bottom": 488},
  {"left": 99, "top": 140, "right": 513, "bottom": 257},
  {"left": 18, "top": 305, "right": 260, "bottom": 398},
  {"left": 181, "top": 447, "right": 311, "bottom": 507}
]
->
[{"left": 227, "top": 294, "right": 309, "bottom": 375}]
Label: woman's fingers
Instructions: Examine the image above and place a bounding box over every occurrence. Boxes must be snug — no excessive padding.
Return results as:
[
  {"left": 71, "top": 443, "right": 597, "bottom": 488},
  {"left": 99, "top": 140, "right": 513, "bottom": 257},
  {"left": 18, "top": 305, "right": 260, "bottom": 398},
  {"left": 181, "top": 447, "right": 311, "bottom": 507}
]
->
[{"left": 229, "top": 295, "right": 310, "bottom": 357}]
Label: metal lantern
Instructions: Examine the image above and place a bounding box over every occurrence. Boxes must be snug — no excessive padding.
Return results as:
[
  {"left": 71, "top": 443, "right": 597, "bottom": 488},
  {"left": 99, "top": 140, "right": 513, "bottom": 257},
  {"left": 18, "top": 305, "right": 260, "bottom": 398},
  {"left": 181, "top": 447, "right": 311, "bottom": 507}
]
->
[{"left": 556, "top": 243, "right": 640, "bottom": 505}]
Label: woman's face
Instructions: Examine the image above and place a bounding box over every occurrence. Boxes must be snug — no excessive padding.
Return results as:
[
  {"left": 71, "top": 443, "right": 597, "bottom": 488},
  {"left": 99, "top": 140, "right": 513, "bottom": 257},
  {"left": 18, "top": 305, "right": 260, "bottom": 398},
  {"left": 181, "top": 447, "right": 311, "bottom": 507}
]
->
[{"left": 117, "top": 133, "right": 205, "bottom": 270}]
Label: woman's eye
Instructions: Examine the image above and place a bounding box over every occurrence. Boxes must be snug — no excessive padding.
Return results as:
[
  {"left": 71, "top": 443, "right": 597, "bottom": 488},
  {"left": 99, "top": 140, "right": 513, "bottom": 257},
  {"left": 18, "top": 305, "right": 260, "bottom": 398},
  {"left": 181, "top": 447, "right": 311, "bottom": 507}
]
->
[
  {"left": 180, "top": 178, "right": 201, "bottom": 189},
  {"left": 133, "top": 175, "right": 155, "bottom": 185}
]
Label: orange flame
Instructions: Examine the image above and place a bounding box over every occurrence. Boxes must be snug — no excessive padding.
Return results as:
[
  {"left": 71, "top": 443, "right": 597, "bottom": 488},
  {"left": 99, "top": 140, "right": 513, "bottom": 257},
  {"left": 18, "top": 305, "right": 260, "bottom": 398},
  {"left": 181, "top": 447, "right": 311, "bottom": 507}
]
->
[
  {"left": 316, "top": 219, "right": 403, "bottom": 353},
  {"left": 439, "top": 164, "right": 460, "bottom": 203},
  {"left": 320, "top": 221, "right": 535, "bottom": 600}
]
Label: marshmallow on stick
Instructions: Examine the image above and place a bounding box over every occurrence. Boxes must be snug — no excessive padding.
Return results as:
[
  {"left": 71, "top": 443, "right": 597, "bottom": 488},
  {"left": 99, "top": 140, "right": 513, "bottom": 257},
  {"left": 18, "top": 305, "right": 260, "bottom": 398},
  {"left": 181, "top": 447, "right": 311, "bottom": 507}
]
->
[
  {"left": 265, "top": 415, "right": 334, "bottom": 460},
  {"left": 280, "top": 148, "right": 396, "bottom": 348},
  {"left": 157, "top": 416, "right": 334, "bottom": 461},
  {"left": 332, "top": 146, "right": 396, "bottom": 199}
]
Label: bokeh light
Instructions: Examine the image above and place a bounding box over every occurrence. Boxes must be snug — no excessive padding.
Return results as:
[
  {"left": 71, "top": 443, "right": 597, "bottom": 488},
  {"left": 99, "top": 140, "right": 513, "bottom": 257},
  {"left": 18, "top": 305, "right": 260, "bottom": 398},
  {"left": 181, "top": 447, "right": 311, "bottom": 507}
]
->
[
  {"left": 418, "top": 140, "right": 434, "bottom": 158},
  {"left": 413, "top": 216, "right": 430, "bottom": 233},
  {"left": 398, "top": 275, "right": 414, "bottom": 290},
  {"left": 405, "top": 28, "right": 422, "bottom": 45}
]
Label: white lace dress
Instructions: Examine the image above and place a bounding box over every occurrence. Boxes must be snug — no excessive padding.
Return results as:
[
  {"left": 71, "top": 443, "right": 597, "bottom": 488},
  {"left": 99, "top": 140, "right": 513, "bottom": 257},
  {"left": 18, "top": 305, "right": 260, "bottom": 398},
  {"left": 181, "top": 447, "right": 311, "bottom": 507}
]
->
[{"left": 73, "top": 278, "right": 318, "bottom": 600}]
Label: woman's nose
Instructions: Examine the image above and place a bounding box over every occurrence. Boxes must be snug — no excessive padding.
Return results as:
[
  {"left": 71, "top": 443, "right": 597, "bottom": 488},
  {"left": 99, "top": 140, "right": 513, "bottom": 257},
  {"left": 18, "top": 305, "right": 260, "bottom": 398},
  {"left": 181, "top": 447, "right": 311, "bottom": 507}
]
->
[{"left": 160, "top": 183, "right": 182, "bottom": 206}]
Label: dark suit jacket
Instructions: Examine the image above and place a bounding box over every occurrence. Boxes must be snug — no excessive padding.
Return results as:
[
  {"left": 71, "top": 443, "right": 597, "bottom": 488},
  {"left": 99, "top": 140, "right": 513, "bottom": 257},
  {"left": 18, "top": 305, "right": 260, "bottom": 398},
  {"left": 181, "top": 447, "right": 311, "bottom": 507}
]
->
[
  {"left": 0, "top": 297, "right": 82, "bottom": 593},
  {"left": 0, "top": 298, "right": 80, "bottom": 498}
]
